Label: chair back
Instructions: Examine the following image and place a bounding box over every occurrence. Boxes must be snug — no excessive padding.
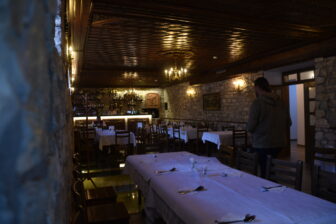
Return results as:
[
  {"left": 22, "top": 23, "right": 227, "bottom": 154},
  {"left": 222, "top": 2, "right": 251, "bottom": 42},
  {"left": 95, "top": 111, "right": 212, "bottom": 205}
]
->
[
  {"left": 143, "top": 143, "right": 162, "bottom": 154},
  {"left": 222, "top": 126, "right": 235, "bottom": 131},
  {"left": 236, "top": 150, "right": 258, "bottom": 175},
  {"left": 197, "top": 127, "right": 208, "bottom": 140},
  {"left": 72, "top": 180, "right": 90, "bottom": 223},
  {"left": 217, "top": 145, "right": 235, "bottom": 167},
  {"left": 173, "top": 127, "right": 181, "bottom": 140},
  {"left": 312, "top": 165, "right": 336, "bottom": 203},
  {"left": 312, "top": 147, "right": 336, "bottom": 166},
  {"left": 135, "top": 127, "right": 147, "bottom": 144},
  {"left": 233, "top": 129, "right": 247, "bottom": 149},
  {"left": 115, "top": 130, "right": 131, "bottom": 145},
  {"left": 266, "top": 156, "right": 303, "bottom": 190}
]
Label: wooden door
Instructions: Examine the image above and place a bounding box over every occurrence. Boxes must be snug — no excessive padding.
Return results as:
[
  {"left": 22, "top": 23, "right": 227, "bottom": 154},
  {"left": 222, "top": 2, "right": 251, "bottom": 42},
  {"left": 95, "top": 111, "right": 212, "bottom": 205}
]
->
[{"left": 304, "top": 82, "right": 316, "bottom": 164}]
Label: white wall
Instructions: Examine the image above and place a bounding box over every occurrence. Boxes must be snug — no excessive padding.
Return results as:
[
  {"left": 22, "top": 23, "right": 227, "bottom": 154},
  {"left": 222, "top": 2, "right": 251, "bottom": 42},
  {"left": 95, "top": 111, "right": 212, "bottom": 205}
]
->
[
  {"left": 297, "top": 84, "right": 305, "bottom": 145},
  {"left": 264, "top": 71, "right": 282, "bottom": 85},
  {"left": 289, "top": 85, "right": 298, "bottom": 140}
]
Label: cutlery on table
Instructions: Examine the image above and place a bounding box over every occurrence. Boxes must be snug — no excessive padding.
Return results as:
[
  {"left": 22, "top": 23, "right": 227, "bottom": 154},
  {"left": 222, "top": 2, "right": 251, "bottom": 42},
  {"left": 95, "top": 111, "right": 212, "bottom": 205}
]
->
[
  {"left": 155, "top": 167, "right": 176, "bottom": 174},
  {"left": 178, "top": 185, "right": 206, "bottom": 194},
  {"left": 261, "top": 185, "right": 283, "bottom": 192},
  {"left": 207, "top": 173, "right": 228, "bottom": 177},
  {"left": 215, "top": 214, "right": 256, "bottom": 223}
]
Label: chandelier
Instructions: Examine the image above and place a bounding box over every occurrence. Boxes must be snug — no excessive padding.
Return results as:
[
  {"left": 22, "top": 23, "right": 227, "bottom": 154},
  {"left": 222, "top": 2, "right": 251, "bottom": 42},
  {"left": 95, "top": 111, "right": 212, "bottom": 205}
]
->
[
  {"left": 122, "top": 72, "right": 138, "bottom": 79},
  {"left": 164, "top": 67, "right": 188, "bottom": 81},
  {"left": 161, "top": 49, "right": 193, "bottom": 81}
]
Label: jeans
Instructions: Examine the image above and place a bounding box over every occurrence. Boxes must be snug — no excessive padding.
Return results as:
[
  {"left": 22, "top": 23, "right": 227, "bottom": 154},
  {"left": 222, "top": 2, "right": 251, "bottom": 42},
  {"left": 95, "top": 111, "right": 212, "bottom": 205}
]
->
[{"left": 254, "top": 147, "right": 281, "bottom": 178}]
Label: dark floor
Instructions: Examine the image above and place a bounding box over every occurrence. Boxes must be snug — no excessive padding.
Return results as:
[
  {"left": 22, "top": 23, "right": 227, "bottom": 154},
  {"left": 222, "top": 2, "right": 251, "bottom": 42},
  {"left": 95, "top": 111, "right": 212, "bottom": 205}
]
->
[
  {"left": 287, "top": 140, "right": 311, "bottom": 194},
  {"left": 80, "top": 140, "right": 312, "bottom": 224}
]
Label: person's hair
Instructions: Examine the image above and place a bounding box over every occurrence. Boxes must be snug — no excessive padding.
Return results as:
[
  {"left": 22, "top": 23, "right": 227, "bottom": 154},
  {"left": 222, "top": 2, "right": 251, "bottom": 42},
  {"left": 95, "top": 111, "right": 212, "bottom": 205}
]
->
[{"left": 254, "top": 77, "right": 271, "bottom": 92}]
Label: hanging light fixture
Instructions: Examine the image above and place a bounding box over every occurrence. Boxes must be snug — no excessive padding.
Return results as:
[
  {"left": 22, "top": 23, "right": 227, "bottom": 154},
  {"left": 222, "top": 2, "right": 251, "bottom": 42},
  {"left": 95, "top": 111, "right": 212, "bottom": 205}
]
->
[
  {"left": 161, "top": 49, "right": 193, "bottom": 81},
  {"left": 164, "top": 66, "right": 188, "bottom": 81},
  {"left": 122, "top": 72, "right": 138, "bottom": 79}
]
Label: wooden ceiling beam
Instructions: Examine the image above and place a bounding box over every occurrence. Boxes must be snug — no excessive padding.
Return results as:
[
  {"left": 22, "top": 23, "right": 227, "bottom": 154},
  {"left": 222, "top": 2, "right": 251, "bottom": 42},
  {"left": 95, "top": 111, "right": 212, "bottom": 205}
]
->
[
  {"left": 190, "top": 36, "right": 336, "bottom": 84},
  {"left": 91, "top": 0, "right": 331, "bottom": 37},
  {"left": 82, "top": 66, "right": 161, "bottom": 72}
]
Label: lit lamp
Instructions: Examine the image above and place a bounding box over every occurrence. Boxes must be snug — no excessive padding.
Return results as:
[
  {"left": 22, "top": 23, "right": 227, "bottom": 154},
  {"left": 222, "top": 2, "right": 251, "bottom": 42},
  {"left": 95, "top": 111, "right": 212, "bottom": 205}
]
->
[
  {"left": 186, "top": 87, "right": 196, "bottom": 97},
  {"left": 233, "top": 79, "right": 246, "bottom": 92}
]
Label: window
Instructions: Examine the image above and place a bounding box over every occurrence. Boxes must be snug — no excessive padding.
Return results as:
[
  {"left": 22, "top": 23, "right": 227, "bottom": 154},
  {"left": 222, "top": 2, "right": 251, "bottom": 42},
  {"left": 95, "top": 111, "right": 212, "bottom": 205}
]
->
[{"left": 283, "top": 69, "right": 314, "bottom": 84}]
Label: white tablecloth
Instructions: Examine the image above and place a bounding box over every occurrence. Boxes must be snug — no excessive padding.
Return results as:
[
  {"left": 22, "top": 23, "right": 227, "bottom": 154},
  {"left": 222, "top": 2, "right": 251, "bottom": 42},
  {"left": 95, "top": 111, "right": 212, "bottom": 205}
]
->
[
  {"left": 96, "top": 130, "right": 136, "bottom": 150},
  {"left": 167, "top": 127, "right": 198, "bottom": 143},
  {"left": 202, "top": 131, "right": 233, "bottom": 149},
  {"left": 125, "top": 152, "right": 336, "bottom": 224}
]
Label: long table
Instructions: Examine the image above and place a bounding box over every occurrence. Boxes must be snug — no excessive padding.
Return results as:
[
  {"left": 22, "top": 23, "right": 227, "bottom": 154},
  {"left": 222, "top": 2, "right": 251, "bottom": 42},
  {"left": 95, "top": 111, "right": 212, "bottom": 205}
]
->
[{"left": 125, "top": 152, "right": 336, "bottom": 224}]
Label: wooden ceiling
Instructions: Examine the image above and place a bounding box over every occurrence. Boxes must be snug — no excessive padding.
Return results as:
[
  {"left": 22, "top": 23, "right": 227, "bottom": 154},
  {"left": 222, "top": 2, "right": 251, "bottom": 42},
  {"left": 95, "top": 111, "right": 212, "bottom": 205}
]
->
[{"left": 67, "top": 0, "right": 336, "bottom": 88}]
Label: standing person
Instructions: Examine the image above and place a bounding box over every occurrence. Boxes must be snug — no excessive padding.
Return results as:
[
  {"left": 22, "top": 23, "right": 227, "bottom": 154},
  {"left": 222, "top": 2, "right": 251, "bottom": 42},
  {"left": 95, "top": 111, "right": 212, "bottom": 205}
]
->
[{"left": 247, "top": 77, "right": 291, "bottom": 178}]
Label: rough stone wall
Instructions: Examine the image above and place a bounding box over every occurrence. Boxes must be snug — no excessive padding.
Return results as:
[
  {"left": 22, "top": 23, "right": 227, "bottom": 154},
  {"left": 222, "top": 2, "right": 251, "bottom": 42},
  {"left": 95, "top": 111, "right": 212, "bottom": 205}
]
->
[
  {"left": 315, "top": 56, "right": 336, "bottom": 148},
  {"left": 0, "top": 1, "right": 73, "bottom": 224},
  {"left": 163, "top": 73, "right": 261, "bottom": 128}
]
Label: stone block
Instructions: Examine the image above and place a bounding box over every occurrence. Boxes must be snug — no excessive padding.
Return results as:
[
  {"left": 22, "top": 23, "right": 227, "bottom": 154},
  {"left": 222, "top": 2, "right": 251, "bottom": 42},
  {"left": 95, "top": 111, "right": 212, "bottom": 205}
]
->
[
  {"left": 315, "top": 131, "right": 323, "bottom": 140},
  {"left": 326, "top": 111, "right": 336, "bottom": 128}
]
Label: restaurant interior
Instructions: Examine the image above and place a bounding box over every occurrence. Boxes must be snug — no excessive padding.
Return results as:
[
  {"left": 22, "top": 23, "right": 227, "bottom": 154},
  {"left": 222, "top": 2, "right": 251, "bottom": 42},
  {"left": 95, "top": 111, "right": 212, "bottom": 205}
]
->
[{"left": 1, "top": 0, "right": 336, "bottom": 223}]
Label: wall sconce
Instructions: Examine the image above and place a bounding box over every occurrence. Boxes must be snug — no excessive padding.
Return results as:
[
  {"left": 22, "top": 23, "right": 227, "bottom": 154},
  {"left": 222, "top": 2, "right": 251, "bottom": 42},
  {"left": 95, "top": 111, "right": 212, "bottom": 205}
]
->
[
  {"left": 233, "top": 79, "right": 246, "bottom": 92},
  {"left": 186, "top": 87, "right": 196, "bottom": 97}
]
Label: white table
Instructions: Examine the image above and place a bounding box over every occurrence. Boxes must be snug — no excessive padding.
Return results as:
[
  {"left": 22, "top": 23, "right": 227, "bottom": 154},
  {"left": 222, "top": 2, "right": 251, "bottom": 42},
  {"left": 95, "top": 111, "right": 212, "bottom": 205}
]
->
[
  {"left": 125, "top": 152, "right": 336, "bottom": 224},
  {"left": 96, "top": 129, "right": 136, "bottom": 150},
  {"left": 167, "top": 127, "right": 198, "bottom": 143},
  {"left": 202, "top": 131, "right": 233, "bottom": 149}
]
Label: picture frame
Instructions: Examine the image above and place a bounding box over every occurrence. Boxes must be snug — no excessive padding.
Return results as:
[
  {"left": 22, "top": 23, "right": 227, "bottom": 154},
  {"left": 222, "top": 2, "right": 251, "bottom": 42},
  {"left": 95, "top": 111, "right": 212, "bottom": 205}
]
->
[{"left": 203, "top": 93, "right": 220, "bottom": 111}]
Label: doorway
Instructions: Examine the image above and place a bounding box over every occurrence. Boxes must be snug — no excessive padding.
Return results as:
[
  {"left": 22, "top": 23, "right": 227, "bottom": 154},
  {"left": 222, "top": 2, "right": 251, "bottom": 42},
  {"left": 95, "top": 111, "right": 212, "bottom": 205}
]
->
[{"left": 289, "top": 84, "right": 305, "bottom": 161}]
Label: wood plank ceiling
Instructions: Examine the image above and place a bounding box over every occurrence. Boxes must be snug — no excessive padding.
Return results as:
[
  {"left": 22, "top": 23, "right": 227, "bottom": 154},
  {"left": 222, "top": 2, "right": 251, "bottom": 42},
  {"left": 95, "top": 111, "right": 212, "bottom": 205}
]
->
[{"left": 67, "top": 0, "right": 336, "bottom": 88}]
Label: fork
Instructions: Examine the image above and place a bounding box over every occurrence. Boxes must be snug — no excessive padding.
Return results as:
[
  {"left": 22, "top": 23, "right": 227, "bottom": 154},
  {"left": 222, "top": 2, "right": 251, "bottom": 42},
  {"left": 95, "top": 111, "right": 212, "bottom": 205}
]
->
[{"left": 178, "top": 185, "right": 206, "bottom": 194}]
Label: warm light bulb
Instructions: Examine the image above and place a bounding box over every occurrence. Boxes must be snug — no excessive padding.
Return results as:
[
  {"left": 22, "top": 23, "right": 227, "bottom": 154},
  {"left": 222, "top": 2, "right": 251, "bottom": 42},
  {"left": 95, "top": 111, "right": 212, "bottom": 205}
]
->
[
  {"left": 186, "top": 88, "right": 196, "bottom": 97},
  {"left": 233, "top": 79, "right": 246, "bottom": 91}
]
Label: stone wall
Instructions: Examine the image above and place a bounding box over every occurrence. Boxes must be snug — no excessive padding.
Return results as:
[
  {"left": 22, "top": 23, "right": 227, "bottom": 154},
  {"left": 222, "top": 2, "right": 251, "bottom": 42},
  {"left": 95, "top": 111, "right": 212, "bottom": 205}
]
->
[
  {"left": 163, "top": 73, "right": 261, "bottom": 129},
  {"left": 315, "top": 56, "right": 336, "bottom": 148},
  {"left": 0, "top": 1, "right": 73, "bottom": 224}
]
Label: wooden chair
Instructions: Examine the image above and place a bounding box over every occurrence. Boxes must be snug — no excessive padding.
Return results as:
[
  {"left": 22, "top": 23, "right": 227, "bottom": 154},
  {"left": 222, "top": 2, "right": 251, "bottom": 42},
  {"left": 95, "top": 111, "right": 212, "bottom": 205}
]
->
[
  {"left": 115, "top": 131, "right": 132, "bottom": 160},
  {"left": 216, "top": 145, "right": 235, "bottom": 167},
  {"left": 148, "top": 126, "right": 160, "bottom": 144},
  {"left": 312, "top": 147, "right": 336, "bottom": 169},
  {"left": 312, "top": 165, "right": 336, "bottom": 203},
  {"left": 135, "top": 127, "right": 146, "bottom": 145},
  {"left": 232, "top": 129, "right": 247, "bottom": 150},
  {"left": 196, "top": 127, "right": 208, "bottom": 155},
  {"left": 222, "top": 126, "right": 235, "bottom": 131},
  {"left": 72, "top": 180, "right": 129, "bottom": 224},
  {"left": 172, "top": 127, "right": 183, "bottom": 151},
  {"left": 73, "top": 166, "right": 117, "bottom": 206},
  {"left": 236, "top": 149, "right": 258, "bottom": 175},
  {"left": 142, "top": 143, "right": 163, "bottom": 154},
  {"left": 266, "top": 156, "right": 303, "bottom": 190}
]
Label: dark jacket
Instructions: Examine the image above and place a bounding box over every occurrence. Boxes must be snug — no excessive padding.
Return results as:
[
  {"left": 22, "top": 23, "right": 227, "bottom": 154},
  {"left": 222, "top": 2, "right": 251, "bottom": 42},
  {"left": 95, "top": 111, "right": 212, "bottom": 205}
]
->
[{"left": 247, "top": 93, "right": 291, "bottom": 148}]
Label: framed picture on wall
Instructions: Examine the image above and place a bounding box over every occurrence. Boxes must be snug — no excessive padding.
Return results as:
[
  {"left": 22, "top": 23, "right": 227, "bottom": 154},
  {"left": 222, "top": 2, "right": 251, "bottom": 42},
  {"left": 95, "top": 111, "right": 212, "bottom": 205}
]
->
[
  {"left": 145, "top": 93, "right": 160, "bottom": 108},
  {"left": 203, "top": 93, "right": 220, "bottom": 111}
]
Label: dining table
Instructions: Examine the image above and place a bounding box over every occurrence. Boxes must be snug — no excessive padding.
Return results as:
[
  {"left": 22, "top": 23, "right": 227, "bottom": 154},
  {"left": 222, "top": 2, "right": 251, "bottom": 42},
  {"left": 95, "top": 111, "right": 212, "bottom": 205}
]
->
[
  {"left": 202, "top": 131, "right": 233, "bottom": 149},
  {"left": 96, "top": 129, "right": 136, "bottom": 150},
  {"left": 167, "top": 126, "right": 198, "bottom": 143},
  {"left": 125, "top": 151, "right": 336, "bottom": 224}
]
